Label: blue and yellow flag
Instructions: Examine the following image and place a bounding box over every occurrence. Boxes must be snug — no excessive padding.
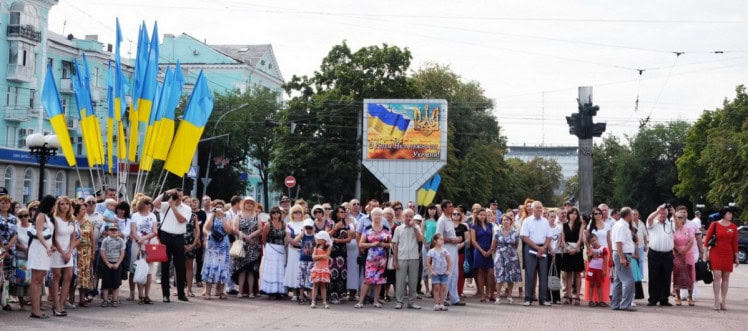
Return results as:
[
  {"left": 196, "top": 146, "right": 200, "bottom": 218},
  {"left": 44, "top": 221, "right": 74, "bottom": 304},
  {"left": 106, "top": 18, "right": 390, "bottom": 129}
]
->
[
  {"left": 81, "top": 54, "right": 105, "bottom": 165},
  {"left": 114, "top": 18, "right": 128, "bottom": 160},
  {"left": 71, "top": 58, "right": 100, "bottom": 167},
  {"left": 106, "top": 62, "right": 115, "bottom": 173},
  {"left": 137, "top": 21, "right": 159, "bottom": 124},
  {"left": 41, "top": 64, "right": 76, "bottom": 167},
  {"left": 423, "top": 174, "right": 442, "bottom": 206},
  {"left": 128, "top": 22, "right": 149, "bottom": 162},
  {"left": 154, "top": 61, "right": 184, "bottom": 160},
  {"left": 368, "top": 103, "right": 410, "bottom": 139},
  {"left": 163, "top": 71, "right": 214, "bottom": 176}
]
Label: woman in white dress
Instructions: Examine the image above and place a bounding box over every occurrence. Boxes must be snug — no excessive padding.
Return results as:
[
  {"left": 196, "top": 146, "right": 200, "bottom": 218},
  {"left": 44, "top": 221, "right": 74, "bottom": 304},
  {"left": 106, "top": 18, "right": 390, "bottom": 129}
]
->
[
  {"left": 129, "top": 197, "right": 159, "bottom": 304},
  {"left": 50, "top": 196, "right": 77, "bottom": 317},
  {"left": 27, "top": 195, "right": 57, "bottom": 319},
  {"left": 284, "top": 204, "right": 306, "bottom": 301},
  {"left": 344, "top": 204, "right": 360, "bottom": 299}
]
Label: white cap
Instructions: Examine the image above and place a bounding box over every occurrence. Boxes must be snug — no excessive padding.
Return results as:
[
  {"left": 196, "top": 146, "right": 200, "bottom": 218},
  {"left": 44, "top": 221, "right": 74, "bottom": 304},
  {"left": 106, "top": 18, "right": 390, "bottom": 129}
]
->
[
  {"left": 303, "top": 219, "right": 314, "bottom": 228},
  {"left": 413, "top": 214, "right": 423, "bottom": 221},
  {"left": 315, "top": 231, "right": 332, "bottom": 246}
]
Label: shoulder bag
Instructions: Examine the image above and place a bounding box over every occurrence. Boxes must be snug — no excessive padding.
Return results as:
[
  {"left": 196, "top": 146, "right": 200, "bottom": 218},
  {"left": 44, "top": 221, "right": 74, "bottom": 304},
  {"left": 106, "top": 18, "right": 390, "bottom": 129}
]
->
[
  {"left": 707, "top": 222, "right": 717, "bottom": 247},
  {"left": 386, "top": 246, "right": 396, "bottom": 270},
  {"left": 145, "top": 236, "right": 168, "bottom": 263},
  {"left": 547, "top": 262, "right": 562, "bottom": 291},
  {"left": 230, "top": 233, "right": 246, "bottom": 258}
]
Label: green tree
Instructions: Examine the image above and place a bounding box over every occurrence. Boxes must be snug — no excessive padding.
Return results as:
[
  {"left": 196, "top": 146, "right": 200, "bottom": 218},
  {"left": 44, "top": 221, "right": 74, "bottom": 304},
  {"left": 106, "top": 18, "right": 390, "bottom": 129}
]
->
[
  {"left": 614, "top": 121, "right": 690, "bottom": 214},
  {"left": 592, "top": 135, "right": 629, "bottom": 206},
  {"left": 505, "top": 157, "right": 563, "bottom": 207},
  {"left": 674, "top": 110, "right": 719, "bottom": 206},
  {"left": 271, "top": 42, "right": 415, "bottom": 202}
]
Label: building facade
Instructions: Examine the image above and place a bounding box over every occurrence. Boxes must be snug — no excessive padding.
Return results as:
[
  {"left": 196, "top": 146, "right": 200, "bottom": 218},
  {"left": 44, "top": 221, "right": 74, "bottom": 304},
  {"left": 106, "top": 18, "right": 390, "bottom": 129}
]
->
[
  {"left": 1, "top": 0, "right": 136, "bottom": 203},
  {"left": 505, "top": 145, "right": 579, "bottom": 195},
  {"left": 160, "top": 33, "right": 285, "bottom": 205}
]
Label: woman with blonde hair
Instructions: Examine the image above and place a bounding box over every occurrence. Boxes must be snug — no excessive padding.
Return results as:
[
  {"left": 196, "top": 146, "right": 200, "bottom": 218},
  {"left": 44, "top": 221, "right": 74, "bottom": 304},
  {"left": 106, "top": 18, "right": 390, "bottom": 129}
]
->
[
  {"left": 284, "top": 204, "right": 307, "bottom": 301},
  {"left": 129, "top": 197, "right": 159, "bottom": 304},
  {"left": 231, "top": 197, "right": 262, "bottom": 298},
  {"left": 50, "top": 196, "right": 78, "bottom": 316}
]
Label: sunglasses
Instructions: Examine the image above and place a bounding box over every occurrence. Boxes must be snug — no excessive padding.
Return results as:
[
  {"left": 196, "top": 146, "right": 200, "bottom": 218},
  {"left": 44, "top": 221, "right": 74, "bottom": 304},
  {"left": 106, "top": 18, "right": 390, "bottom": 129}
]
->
[
  {"left": 324, "top": 207, "right": 332, "bottom": 210},
  {"left": 394, "top": 207, "right": 403, "bottom": 211},
  {"left": 593, "top": 212, "right": 602, "bottom": 215},
  {"left": 452, "top": 213, "right": 461, "bottom": 216},
  {"left": 85, "top": 201, "right": 96, "bottom": 205},
  {"left": 351, "top": 203, "right": 360, "bottom": 206},
  {"left": 293, "top": 211, "right": 302, "bottom": 214},
  {"left": 18, "top": 214, "right": 30, "bottom": 218},
  {"left": 313, "top": 210, "right": 323, "bottom": 214},
  {"left": 271, "top": 211, "right": 280, "bottom": 214}
]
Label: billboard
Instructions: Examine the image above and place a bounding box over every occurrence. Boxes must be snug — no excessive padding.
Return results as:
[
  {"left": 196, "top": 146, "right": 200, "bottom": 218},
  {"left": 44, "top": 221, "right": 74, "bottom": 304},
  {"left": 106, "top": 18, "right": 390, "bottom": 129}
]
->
[{"left": 364, "top": 100, "right": 447, "bottom": 161}]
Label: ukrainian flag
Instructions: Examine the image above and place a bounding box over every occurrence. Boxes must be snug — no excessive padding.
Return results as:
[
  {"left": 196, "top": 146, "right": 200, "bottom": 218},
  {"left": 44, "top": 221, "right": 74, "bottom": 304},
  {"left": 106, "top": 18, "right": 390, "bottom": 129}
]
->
[
  {"left": 137, "top": 21, "right": 159, "bottom": 124},
  {"left": 106, "top": 62, "right": 115, "bottom": 173},
  {"left": 423, "top": 174, "right": 442, "bottom": 206},
  {"left": 128, "top": 22, "right": 149, "bottom": 162},
  {"left": 163, "top": 71, "right": 214, "bottom": 176},
  {"left": 114, "top": 18, "right": 128, "bottom": 160},
  {"left": 71, "top": 58, "right": 101, "bottom": 167},
  {"left": 154, "top": 61, "right": 184, "bottom": 161},
  {"left": 80, "top": 54, "right": 105, "bottom": 165},
  {"left": 368, "top": 103, "right": 410, "bottom": 139},
  {"left": 139, "top": 77, "right": 166, "bottom": 172},
  {"left": 41, "top": 64, "right": 76, "bottom": 167}
]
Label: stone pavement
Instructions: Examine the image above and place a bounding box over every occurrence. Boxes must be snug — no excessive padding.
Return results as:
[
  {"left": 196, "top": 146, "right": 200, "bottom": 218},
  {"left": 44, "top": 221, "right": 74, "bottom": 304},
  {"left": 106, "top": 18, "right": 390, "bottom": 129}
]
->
[{"left": 3, "top": 266, "right": 748, "bottom": 330}]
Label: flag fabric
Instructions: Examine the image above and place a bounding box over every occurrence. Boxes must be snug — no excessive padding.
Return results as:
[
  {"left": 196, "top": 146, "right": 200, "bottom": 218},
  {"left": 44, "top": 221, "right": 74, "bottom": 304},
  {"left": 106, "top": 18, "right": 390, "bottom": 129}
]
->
[
  {"left": 423, "top": 173, "right": 442, "bottom": 206},
  {"left": 416, "top": 177, "right": 431, "bottom": 206},
  {"left": 71, "top": 58, "right": 100, "bottom": 167},
  {"left": 106, "top": 62, "right": 115, "bottom": 173},
  {"left": 164, "top": 71, "right": 214, "bottom": 176},
  {"left": 41, "top": 64, "right": 76, "bottom": 167},
  {"left": 154, "top": 61, "right": 184, "bottom": 160},
  {"left": 128, "top": 22, "right": 149, "bottom": 162},
  {"left": 137, "top": 21, "right": 159, "bottom": 124},
  {"left": 368, "top": 103, "right": 410, "bottom": 139},
  {"left": 80, "top": 54, "right": 105, "bottom": 165},
  {"left": 114, "top": 18, "right": 128, "bottom": 160}
]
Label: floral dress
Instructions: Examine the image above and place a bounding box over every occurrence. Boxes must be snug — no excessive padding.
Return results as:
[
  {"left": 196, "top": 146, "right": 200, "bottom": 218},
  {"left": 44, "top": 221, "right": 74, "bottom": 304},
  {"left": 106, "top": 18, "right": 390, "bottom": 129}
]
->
[
  {"left": 231, "top": 215, "right": 260, "bottom": 281},
  {"left": 310, "top": 247, "right": 331, "bottom": 283},
  {"left": 201, "top": 215, "right": 230, "bottom": 284},
  {"left": 363, "top": 226, "right": 391, "bottom": 285},
  {"left": 77, "top": 218, "right": 94, "bottom": 289},
  {"left": 0, "top": 214, "right": 18, "bottom": 284},
  {"left": 493, "top": 229, "right": 521, "bottom": 283}
]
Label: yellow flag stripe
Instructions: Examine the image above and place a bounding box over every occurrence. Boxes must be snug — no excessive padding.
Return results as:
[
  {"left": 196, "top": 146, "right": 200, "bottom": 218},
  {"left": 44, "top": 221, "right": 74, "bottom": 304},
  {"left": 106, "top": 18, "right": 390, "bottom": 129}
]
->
[
  {"left": 163, "top": 121, "right": 203, "bottom": 176},
  {"left": 49, "top": 114, "right": 77, "bottom": 166}
]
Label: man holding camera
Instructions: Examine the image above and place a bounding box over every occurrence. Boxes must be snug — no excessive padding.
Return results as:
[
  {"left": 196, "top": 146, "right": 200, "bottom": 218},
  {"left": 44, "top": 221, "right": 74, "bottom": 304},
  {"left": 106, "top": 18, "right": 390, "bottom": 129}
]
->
[
  {"left": 646, "top": 203, "right": 675, "bottom": 306},
  {"left": 154, "top": 188, "right": 192, "bottom": 302}
]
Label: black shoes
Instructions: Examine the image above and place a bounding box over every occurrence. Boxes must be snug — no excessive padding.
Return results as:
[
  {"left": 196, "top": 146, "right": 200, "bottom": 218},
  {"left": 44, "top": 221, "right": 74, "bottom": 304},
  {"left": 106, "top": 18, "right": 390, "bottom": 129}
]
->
[
  {"left": 178, "top": 295, "right": 189, "bottom": 302},
  {"left": 163, "top": 296, "right": 171, "bottom": 303}
]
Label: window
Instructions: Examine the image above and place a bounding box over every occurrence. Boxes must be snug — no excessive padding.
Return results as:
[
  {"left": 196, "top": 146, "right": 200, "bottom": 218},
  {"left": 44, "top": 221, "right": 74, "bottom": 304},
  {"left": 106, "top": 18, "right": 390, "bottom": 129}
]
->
[
  {"left": 14, "top": 87, "right": 20, "bottom": 106},
  {"left": 3, "top": 166, "right": 13, "bottom": 196},
  {"left": 94, "top": 67, "right": 99, "bottom": 87},
  {"left": 23, "top": 168, "right": 33, "bottom": 204},
  {"left": 54, "top": 171, "right": 65, "bottom": 196},
  {"left": 61, "top": 61, "right": 74, "bottom": 79},
  {"left": 8, "top": 41, "right": 18, "bottom": 65},
  {"left": 62, "top": 98, "right": 67, "bottom": 114},
  {"left": 6, "top": 86, "right": 10, "bottom": 106},
  {"left": 48, "top": 58, "right": 53, "bottom": 68},
  {"left": 29, "top": 89, "right": 35, "bottom": 108}
]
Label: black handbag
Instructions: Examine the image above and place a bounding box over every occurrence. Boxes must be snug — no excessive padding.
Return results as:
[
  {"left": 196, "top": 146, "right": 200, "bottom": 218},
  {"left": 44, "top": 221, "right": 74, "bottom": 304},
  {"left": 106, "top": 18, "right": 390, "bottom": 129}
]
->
[
  {"left": 695, "top": 258, "right": 713, "bottom": 284},
  {"left": 357, "top": 250, "right": 367, "bottom": 266},
  {"left": 211, "top": 231, "right": 225, "bottom": 242},
  {"left": 707, "top": 222, "right": 717, "bottom": 247}
]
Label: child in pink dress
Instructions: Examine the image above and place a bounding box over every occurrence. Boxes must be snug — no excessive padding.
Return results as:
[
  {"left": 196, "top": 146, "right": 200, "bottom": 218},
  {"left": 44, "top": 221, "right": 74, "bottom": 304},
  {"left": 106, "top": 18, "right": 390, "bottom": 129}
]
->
[{"left": 310, "top": 231, "right": 332, "bottom": 309}]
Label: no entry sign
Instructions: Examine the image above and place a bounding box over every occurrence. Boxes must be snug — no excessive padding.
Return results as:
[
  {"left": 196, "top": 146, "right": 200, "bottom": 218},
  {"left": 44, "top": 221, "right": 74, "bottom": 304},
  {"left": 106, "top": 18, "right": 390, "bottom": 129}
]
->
[{"left": 284, "top": 176, "right": 296, "bottom": 188}]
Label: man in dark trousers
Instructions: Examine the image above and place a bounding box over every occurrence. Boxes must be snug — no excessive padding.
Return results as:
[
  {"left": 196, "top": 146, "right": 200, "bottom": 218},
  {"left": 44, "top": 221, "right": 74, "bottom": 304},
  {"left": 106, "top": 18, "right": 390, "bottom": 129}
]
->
[
  {"left": 646, "top": 204, "right": 675, "bottom": 306},
  {"left": 154, "top": 188, "right": 192, "bottom": 302}
]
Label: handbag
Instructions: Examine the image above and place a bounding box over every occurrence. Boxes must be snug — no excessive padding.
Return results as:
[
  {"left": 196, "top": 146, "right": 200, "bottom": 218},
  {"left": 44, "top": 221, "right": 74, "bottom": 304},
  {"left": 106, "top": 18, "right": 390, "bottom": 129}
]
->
[
  {"left": 707, "top": 222, "right": 717, "bottom": 247},
  {"left": 386, "top": 247, "right": 396, "bottom": 270},
  {"left": 631, "top": 259, "right": 643, "bottom": 282},
  {"left": 230, "top": 238, "right": 246, "bottom": 258},
  {"left": 14, "top": 259, "right": 31, "bottom": 286},
  {"left": 211, "top": 230, "right": 225, "bottom": 242},
  {"left": 132, "top": 256, "right": 149, "bottom": 285},
  {"left": 144, "top": 237, "right": 168, "bottom": 263},
  {"left": 695, "top": 258, "right": 713, "bottom": 283},
  {"left": 547, "top": 262, "right": 562, "bottom": 291}
]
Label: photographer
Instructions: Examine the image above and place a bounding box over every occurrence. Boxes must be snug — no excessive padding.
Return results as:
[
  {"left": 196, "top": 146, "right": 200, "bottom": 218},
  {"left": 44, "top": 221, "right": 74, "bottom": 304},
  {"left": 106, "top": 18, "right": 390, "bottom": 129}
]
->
[
  {"left": 153, "top": 188, "right": 192, "bottom": 302},
  {"left": 645, "top": 203, "right": 675, "bottom": 307}
]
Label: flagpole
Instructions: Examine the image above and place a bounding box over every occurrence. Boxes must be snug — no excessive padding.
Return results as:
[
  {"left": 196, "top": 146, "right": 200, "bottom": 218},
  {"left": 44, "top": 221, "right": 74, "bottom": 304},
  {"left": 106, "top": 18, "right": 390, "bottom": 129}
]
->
[
  {"left": 75, "top": 167, "right": 84, "bottom": 197},
  {"left": 152, "top": 169, "right": 165, "bottom": 197},
  {"left": 142, "top": 171, "right": 150, "bottom": 195},
  {"left": 88, "top": 167, "right": 96, "bottom": 194},
  {"left": 157, "top": 171, "right": 169, "bottom": 196}
]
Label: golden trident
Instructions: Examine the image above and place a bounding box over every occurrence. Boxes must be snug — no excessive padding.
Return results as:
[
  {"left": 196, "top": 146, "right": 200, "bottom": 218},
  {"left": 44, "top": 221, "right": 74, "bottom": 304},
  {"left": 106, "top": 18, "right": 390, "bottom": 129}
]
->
[{"left": 413, "top": 104, "right": 439, "bottom": 136}]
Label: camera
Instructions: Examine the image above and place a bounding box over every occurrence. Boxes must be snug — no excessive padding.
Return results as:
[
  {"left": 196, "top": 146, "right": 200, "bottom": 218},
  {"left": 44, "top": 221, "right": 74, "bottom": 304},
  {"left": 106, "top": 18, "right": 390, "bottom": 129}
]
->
[
  {"left": 164, "top": 192, "right": 179, "bottom": 201},
  {"left": 664, "top": 203, "right": 672, "bottom": 209}
]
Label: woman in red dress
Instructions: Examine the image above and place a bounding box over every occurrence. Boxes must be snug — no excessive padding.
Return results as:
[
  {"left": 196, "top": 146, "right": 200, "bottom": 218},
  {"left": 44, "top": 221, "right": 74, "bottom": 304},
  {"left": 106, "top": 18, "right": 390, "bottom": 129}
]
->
[{"left": 704, "top": 208, "right": 739, "bottom": 311}]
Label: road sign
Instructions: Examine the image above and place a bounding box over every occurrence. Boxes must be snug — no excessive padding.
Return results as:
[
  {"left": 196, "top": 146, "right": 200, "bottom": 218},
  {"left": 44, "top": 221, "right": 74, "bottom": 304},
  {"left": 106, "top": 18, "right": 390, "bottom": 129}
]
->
[
  {"left": 284, "top": 176, "right": 296, "bottom": 188},
  {"left": 187, "top": 166, "right": 198, "bottom": 178}
]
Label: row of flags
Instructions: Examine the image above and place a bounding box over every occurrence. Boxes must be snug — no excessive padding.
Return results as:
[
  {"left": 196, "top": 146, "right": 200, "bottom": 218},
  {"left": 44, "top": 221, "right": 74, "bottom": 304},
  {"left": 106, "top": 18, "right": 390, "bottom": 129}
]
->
[{"left": 40, "top": 19, "right": 215, "bottom": 179}]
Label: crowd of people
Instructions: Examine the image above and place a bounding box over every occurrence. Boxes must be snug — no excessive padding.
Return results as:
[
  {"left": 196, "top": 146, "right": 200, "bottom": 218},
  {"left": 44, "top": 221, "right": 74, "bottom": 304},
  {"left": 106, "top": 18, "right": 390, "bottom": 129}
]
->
[{"left": 0, "top": 189, "right": 741, "bottom": 318}]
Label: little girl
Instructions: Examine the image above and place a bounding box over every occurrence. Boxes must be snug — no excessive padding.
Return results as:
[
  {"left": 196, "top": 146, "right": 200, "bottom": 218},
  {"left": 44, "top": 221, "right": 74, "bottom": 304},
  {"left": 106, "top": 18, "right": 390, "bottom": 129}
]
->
[
  {"left": 586, "top": 234, "right": 607, "bottom": 307},
  {"left": 426, "top": 234, "right": 451, "bottom": 311},
  {"left": 310, "top": 231, "right": 332, "bottom": 309},
  {"left": 292, "top": 220, "right": 316, "bottom": 304}
]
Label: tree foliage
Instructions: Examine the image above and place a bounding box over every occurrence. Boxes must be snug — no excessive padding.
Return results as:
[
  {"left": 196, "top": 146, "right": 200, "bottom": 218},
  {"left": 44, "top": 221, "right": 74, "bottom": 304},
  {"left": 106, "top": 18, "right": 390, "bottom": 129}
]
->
[
  {"left": 504, "top": 157, "right": 563, "bottom": 207},
  {"left": 677, "top": 86, "right": 748, "bottom": 219}
]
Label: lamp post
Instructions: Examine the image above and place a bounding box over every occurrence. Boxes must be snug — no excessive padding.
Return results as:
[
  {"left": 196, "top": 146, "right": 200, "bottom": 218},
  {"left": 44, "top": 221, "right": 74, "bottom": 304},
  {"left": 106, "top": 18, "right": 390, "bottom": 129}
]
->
[
  {"left": 201, "top": 103, "right": 248, "bottom": 198},
  {"left": 26, "top": 133, "right": 60, "bottom": 201}
]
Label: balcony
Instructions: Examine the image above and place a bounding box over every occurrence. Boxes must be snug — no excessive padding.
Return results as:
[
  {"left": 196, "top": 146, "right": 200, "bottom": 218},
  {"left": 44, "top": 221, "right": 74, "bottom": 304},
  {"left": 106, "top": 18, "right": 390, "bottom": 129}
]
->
[
  {"left": 6, "top": 25, "right": 41, "bottom": 43},
  {"left": 4, "top": 106, "right": 28, "bottom": 122},
  {"left": 66, "top": 118, "right": 79, "bottom": 130},
  {"left": 6, "top": 64, "right": 35, "bottom": 83},
  {"left": 60, "top": 78, "right": 73, "bottom": 93}
]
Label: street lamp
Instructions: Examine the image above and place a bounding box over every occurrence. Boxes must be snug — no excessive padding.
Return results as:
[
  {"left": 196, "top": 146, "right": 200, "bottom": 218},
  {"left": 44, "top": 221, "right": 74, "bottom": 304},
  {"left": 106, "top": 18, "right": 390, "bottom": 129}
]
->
[
  {"left": 201, "top": 103, "right": 249, "bottom": 198},
  {"left": 26, "top": 133, "right": 60, "bottom": 201}
]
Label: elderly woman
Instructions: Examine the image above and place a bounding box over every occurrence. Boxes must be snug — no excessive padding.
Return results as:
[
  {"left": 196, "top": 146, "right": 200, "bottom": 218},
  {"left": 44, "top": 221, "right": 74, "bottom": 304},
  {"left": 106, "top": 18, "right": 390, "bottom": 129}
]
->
[
  {"left": 327, "top": 205, "right": 352, "bottom": 304},
  {"left": 231, "top": 197, "right": 262, "bottom": 298},
  {"left": 704, "top": 207, "right": 740, "bottom": 311},
  {"left": 672, "top": 209, "right": 695, "bottom": 306},
  {"left": 0, "top": 195, "right": 18, "bottom": 311},
  {"left": 27, "top": 195, "right": 55, "bottom": 319},
  {"left": 129, "top": 197, "right": 159, "bottom": 304},
  {"left": 260, "top": 206, "right": 288, "bottom": 299},
  {"left": 72, "top": 201, "right": 94, "bottom": 307},
  {"left": 492, "top": 215, "right": 521, "bottom": 304},
  {"left": 343, "top": 203, "right": 360, "bottom": 300},
  {"left": 355, "top": 208, "right": 392, "bottom": 308},
  {"left": 201, "top": 200, "right": 231, "bottom": 299}
]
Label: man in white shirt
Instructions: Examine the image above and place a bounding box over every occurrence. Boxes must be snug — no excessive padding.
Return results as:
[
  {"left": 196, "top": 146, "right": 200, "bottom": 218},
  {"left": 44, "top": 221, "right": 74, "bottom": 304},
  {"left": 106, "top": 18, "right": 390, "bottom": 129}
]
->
[
  {"left": 435, "top": 200, "right": 465, "bottom": 306},
  {"left": 611, "top": 207, "right": 637, "bottom": 311},
  {"left": 392, "top": 209, "right": 424, "bottom": 309},
  {"left": 154, "top": 188, "right": 192, "bottom": 303},
  {"left": 520, "top": 200, "right": 552, "bottom": 306},
  {"left": 646, "top": 204, "right": 676, "bottom": 306},
  {"left": 599, "top": 203, "right": 616, "bottom": 228}
]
